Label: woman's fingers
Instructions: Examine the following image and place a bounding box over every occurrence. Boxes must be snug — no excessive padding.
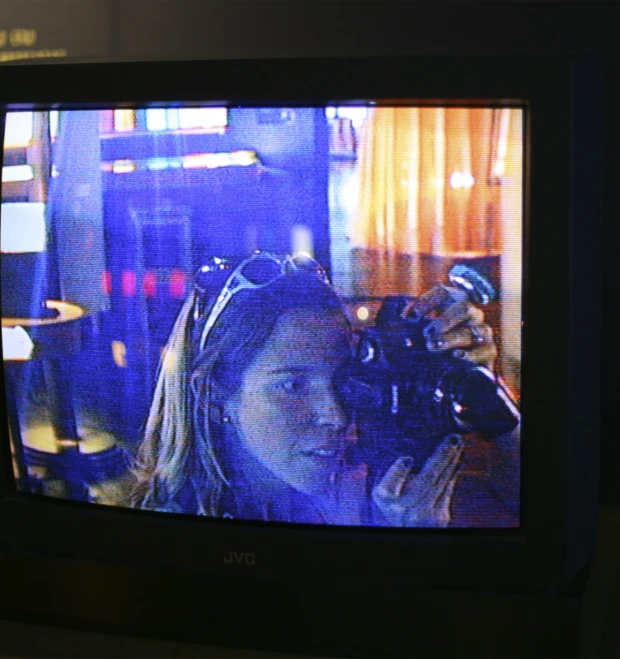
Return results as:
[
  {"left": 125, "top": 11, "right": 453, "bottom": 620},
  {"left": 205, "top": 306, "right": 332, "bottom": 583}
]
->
[
  {"left": 425, "top": 323, "right": 493, "bottom": 352},
  {"left": 410, "top": 435, "right": 464, "bottom": 494},
  {"left": 374, "top": 455, "right": 415, "bottom": 500},
  {"left": 452, "top": 343, "right": 498, "bottom": 371},
  {"left": 435, "top": 466, "right": 460, "bottom": 509},
  {"left": 431, "top": 439, "right": 464, "bottom": 498},
  {"left": 377, "top": 438, "right": 464, "bottom": 503},
  {"left": 409, "top": 287, "right": 497, "bottom": 369},
  {"left": 425, "top": 321, "right": 497, "bottom": 370},
  {"left": 424, "top": 301, "right": 485, "bottom": 339},
  {"left": 372, "top": 438, "right": 465, "bottom": 527},
  {"left": 410, "top": 285, "right": 454, "bottom": 317}
]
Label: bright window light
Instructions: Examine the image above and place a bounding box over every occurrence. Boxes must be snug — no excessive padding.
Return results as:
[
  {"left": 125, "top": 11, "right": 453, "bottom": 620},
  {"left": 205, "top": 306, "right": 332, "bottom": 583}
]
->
[
  {"left": 2, "top": 165, "right": 34, "bottom": 183},
  {"left": 4, "top": 112, "right": 33, "bottom": 148},
  {"left": 1, "top": 202, "right": 46, "bottom": 253},
  {"left": 113, "top": 109, "right": 135, "bottom": 132},
  {"left": 337, "top": 107, "right": 369, "bottom": 128},
  {"left": 166, "top": 109, "right": 180, "bottom": 130},
  {"left": 2, "top": 326, "right": 35, "bottom": 361},
  {"left": 49, "top": 111, "right": 59, "bottom": 140},
  {"left": 179, "top": 108, "right": 227, "bottom": 129},
  {"left": 146, "top": 107, "right": 227, "bottom": 131},
  {"left": 146, "top": 109, "right": 167, "bottom": 131}
]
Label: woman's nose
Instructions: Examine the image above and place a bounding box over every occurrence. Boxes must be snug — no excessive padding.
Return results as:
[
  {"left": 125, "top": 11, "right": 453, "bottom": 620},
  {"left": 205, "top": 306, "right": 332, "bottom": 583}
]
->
[{"left": 311, "top": 384, "right": 348, "bottom": 429}]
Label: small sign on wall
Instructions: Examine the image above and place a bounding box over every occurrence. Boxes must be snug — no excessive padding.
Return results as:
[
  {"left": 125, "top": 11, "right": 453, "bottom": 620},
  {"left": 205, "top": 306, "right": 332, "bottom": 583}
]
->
[{"left": 0, "top": 0, "right": 110, "bottom": 65}]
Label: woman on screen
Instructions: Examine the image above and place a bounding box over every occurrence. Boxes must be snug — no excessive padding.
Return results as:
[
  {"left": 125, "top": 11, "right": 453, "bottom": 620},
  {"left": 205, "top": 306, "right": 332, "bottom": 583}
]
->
[{"left": 131, "top": 252, "right": 518, "bottom": 527}]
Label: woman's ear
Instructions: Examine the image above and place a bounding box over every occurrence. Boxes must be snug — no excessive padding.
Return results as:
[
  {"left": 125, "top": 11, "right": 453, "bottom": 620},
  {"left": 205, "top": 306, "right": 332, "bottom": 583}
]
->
[
  {"left": 209, "top": 383, "right": 237, "bottom": 426},
  {"left": 221, "top": 393, "right": 239, "bottom": 426}
]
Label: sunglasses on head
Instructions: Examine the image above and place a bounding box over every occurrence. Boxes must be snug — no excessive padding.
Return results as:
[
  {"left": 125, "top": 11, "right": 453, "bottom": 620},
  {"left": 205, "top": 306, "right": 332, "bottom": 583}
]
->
[{"left": 194, "top": 251, "right": 330, "bottom": 352}]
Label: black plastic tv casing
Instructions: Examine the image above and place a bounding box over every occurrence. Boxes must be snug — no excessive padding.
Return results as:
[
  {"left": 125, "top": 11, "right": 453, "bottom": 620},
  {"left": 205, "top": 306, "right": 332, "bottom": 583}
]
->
[{"left": 0, "top": 55, "right": 603, "bottom": 652}]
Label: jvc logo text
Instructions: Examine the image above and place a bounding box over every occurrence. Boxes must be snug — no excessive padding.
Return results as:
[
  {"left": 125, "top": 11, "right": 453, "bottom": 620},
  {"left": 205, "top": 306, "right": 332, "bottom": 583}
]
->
[{"left": 223, "top": 551, "right": 256, "bottom": 566}]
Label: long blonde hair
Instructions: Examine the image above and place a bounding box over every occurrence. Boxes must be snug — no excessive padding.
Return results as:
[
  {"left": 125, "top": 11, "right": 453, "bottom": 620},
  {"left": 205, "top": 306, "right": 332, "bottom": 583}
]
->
[{"left": 131, "top": 271, "right": 346, "bottom": 516}]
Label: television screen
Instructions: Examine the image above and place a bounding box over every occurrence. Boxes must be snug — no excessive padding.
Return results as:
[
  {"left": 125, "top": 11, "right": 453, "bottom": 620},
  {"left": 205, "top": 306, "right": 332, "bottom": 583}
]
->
[{"left": 2, "top": 103, "right": 522, "bottom": 530}]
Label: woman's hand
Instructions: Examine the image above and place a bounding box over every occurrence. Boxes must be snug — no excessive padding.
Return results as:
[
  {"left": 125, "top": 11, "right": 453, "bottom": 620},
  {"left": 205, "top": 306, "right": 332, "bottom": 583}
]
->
[
  {"left": 371, "top": 436, "right": 465, "bottom": 527},
  {"left": 412, "top": 284, "right": 497, "bottom": 373}
]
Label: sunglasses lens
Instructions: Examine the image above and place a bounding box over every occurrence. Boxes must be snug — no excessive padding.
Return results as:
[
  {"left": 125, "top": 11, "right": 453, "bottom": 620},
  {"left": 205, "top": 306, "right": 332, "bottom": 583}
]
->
[
  {"left": 240, "top": 257, "right": 283, "bottom": 284},
  {"left": 289, "top": 253, "right": 329, "bottom": 282},
  {"left": 194, "top": 257, "right": 236, "bottom": 292}
]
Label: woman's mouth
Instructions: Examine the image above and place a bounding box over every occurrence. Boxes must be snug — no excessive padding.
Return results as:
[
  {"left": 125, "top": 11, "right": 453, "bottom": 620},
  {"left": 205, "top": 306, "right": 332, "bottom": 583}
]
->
[{"left": 299, "top": 446, "right": 343, "bottom": 458}]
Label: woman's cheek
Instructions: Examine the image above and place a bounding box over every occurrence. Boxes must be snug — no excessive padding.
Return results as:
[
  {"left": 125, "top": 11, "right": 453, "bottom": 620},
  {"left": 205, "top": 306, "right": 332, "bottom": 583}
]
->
[{"left": 268, "top": 390, "right": 312, "bottom": 421}]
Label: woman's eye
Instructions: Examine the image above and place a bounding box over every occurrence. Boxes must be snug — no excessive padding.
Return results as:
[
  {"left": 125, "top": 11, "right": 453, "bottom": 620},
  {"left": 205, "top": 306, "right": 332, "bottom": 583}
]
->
[{"left": 278, "top": 377, "right": 307, "bottom": 394}]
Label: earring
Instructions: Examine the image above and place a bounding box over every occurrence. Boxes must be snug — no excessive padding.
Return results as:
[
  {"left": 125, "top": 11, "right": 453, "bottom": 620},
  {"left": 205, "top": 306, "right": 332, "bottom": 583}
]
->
[{"left": 209, "top": 404, "right": 231, "bottom": 425}]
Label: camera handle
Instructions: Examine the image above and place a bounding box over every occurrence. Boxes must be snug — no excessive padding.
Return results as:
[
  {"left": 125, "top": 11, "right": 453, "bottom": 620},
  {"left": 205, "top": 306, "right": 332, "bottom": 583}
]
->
[{"left": 447, "top": 264, "right": 497, "bottom": 306}]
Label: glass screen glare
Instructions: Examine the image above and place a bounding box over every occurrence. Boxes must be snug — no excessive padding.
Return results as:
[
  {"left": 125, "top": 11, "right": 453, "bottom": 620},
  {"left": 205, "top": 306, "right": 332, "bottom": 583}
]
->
[{"left": 1, "top": 105, "right": 522, "bottom": 528}]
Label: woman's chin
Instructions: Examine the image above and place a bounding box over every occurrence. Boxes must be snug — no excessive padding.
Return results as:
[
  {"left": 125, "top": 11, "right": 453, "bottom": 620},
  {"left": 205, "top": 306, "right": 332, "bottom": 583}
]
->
[
  {"left": 284, "top": 467, "right": 340, "bottom": 497},
  {"left": 258, "top": 454, "right": 344, "bottom": 497}
]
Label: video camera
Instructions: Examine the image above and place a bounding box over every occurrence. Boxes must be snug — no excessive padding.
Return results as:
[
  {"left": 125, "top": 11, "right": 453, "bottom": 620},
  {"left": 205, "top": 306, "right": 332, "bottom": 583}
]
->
[{"left": 336, "top": 265, "right": 520, "bottom": 474}]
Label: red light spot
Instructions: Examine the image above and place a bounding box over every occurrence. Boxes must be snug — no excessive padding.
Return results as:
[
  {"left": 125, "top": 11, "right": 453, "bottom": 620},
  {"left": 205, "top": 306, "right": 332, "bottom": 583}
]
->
[
  {"left": 122, "top": 271, "right": 137, "bottom": 297},
  {"left": 101, "top": 270, "right": 112, "bottom": 295},
  {"left": 169, "top": 270, "right": 186, "bottom": 298},
  {"left": 143, "top": 271, "right": 157, "bottom": 298}
]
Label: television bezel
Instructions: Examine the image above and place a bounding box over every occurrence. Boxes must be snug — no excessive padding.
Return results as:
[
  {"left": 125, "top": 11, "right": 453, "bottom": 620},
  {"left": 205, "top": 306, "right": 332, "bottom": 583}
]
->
[{"left": 0, "top": 54, "right": 602, "bottom": 634}]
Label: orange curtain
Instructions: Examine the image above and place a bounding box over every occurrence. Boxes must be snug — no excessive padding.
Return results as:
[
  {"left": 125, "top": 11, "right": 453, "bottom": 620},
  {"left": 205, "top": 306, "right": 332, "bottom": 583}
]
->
[{"left": 353, "top": 106, "right": 518, "bottom": 257}]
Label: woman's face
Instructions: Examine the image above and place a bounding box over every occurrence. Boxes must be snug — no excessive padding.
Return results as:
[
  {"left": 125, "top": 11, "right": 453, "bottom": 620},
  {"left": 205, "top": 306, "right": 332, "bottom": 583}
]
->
[{"left": 226, "top": 309, "right": 353, "bottom": 496}]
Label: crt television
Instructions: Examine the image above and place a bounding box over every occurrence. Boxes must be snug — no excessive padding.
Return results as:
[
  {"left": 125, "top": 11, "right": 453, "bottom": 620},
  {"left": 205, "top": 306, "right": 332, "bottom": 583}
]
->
[{"left": 0, "top": 55, "right": 603, "bottom": 654}]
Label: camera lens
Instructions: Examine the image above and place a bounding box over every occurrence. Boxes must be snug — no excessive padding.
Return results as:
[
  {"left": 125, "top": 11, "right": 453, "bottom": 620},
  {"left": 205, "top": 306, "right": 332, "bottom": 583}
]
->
[{"left": 358, "top": 339, "right": 377, "bottom": 365}]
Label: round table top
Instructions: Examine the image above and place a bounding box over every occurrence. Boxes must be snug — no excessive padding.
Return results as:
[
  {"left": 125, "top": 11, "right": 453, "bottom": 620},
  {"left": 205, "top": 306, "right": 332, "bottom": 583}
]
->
[{"left": 2, "top": 300, "right": 86, "bottom": 327}]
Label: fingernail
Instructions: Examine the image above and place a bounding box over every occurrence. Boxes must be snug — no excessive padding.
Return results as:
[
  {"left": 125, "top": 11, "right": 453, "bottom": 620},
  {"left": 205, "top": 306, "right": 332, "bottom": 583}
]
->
[
  {"left": 427, "top": 338, "right": 444, "bottom": 350},
  {"left": 453, "top": 349, "right": 465, "bottom": 359},
  {"left": 401, "top": 456, "right": 414, "bottom": 468}
]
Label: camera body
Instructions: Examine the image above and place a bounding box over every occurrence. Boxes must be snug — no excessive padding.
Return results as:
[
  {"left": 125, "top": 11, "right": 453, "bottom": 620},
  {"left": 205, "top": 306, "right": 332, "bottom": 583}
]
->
[{"left": 336, "top": 266, "right": 520, "bottom": 473}]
